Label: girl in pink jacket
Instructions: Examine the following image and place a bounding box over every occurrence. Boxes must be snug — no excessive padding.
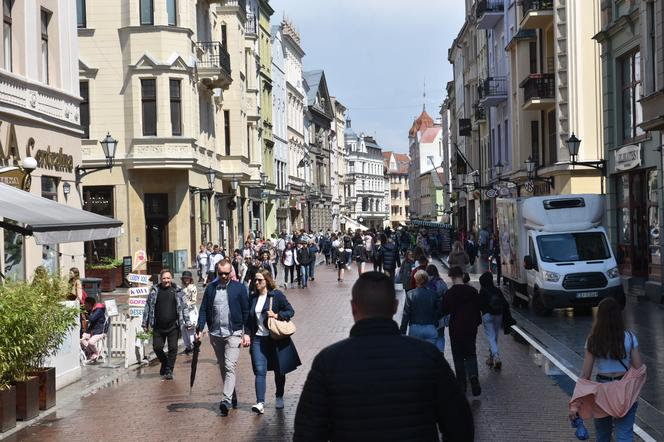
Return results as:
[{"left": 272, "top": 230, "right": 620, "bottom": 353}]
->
[{"left": 569, "top": 297, "right": 645, "bottom": 442}]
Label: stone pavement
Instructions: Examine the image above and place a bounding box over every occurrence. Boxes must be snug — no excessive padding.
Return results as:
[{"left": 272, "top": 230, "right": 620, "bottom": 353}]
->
[{"left": 9, "top": 261, "right": 582, "bottom": 441}]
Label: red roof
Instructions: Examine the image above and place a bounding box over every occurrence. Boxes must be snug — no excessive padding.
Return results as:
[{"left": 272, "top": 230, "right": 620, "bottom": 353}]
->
[
  {"left": 383, "top": 151, "right": 410, "bottom": 174},
  {"left": 408, "top": 110, "right": 435, "bottom": 137},
  {"left": 420, "top": 127, "right": 441, "bottom": 144}
]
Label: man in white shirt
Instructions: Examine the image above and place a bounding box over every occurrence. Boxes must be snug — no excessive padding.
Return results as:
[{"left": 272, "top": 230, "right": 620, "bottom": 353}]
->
[{"left": 207, "top": 245, "right": 224, "bottom": 283}]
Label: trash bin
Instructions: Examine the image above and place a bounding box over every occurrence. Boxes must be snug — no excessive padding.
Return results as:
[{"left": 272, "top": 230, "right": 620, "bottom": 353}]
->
[{"left": 82, "top": 277, "right": 103, "bottom": 302}]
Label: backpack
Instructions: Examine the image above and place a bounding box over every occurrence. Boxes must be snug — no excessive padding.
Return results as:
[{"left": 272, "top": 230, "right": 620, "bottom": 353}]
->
[{"left": 488, "top": 287, "right": 504, "bottom": 314}]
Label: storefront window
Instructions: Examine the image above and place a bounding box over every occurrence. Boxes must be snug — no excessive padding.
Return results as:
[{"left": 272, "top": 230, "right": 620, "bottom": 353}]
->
[
  {"left": 200, "top": 194, "right": 210, "bottom": 244},
  {"left": 647, "top": 170, "right": 660, "bottom": 277},
  {"left": 82, "top": 186, "right": 116, "bottom": 262}
]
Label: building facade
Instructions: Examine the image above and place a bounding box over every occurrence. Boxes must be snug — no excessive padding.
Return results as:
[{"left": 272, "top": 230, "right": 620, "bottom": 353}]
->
[
  {"left": 0, "top": 0, "right": 83, "bottom": 280},
  {"left": 595, "top": 0, "right": 664, "bottom": 301},
  {"left": 345, "top": 119, "right": 387, "bottom": 229},
  {"left": 407, "top": 109, "right": 442, "bottom": 219},
  {"left": 78, "top": 0, "right": 244, "bottom": 272},
  {"left": 383, "top": 152, "right": 410, "bottom": 227},
  {"left": 303, "top": 70, "right": 334, "bottom": 232},
  {"left": 331, "top": 97, "right": 346, "bottom": 232}
]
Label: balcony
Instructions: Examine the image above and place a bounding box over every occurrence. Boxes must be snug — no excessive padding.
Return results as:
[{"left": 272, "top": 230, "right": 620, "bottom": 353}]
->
[
  {"left": 520, "top": 73, "right": 555, "bottom": 111},
  {"left": 476, "top": 0, "right": 504, "bottom": 30},
  {"left": 639, "top": 90, "right": 664, "bottom": 131},
  {"left": 195, "top": 41, "right": 232, "bottom": 89},
  {"left": 478, "top": 76, "right": 508, "bottom": 107},
  {"left": 210, "top": 0, "right": 246, "bottom": 11},
  {"left": 521, "top": 0, "right": 554, "bottom": 29}
]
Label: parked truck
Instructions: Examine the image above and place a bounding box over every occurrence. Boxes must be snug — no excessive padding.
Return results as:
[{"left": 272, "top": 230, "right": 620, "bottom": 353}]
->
[{"left": 496, "top": 194, "right": 624, "bottom": 316}]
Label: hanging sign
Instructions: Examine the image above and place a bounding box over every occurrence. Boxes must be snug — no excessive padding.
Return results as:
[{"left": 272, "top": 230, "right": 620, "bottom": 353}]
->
[
  {"left": 614, "top": 145, "right": 641, "bottom": 171},
  {"left": 484, "top": 188, "right": 498, "bottom": 199},
  {"left": 132, "top": 250, "right": 147, "bottom": 270},
  {"left": 127, "top": 273, "right": 151, "bottom": 285}
]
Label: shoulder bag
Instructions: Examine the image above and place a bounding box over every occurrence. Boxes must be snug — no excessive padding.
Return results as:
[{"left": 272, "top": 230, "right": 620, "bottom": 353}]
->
[{"left": 267, "top": 296, "right": 296, "bottom": 340}]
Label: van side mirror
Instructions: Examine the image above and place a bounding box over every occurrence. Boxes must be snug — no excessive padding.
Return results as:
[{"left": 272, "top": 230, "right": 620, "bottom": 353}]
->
[{"left": 524, "top": 255, "right": 533, "bottom": 270}]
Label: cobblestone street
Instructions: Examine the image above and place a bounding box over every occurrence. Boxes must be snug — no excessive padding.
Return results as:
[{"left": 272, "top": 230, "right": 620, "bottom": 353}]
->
[{"left": 9, "top": 263, "right": 581, "bottom": 441}]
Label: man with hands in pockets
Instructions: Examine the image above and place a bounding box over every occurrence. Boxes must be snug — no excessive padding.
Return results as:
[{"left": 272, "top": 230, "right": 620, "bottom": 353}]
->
[{"left": 195, "top": 259, "right": 251, "bottom": 416}]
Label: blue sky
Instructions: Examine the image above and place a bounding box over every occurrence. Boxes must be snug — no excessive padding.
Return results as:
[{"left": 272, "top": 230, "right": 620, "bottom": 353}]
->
[{"left": 269, "top": 0, "right": 466, "bottom": 153}]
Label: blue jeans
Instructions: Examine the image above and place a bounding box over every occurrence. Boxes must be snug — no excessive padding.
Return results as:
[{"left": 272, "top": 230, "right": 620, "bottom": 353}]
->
[
  {"left": 482, "top": 313, "right": 502, "bottom": 358},
  {"left": 594, "top": 381, "right": 638, "bottom": 442},
  {"left": 300, "top": 264, "right": 309, "bottom": 287},
  {"left": 250, "top": 336, "right": 285, "bottom": 404},
  {"left": 309, "top": 259, "right": 316, "bottom": 279},
  {"left": 408, "top": 324, "right": 438, "bottom": 348}
]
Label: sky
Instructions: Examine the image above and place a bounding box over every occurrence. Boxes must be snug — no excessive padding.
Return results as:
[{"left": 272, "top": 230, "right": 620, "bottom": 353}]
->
[{"left": 269, "top": 0, "right": 466, "bottom": 154}]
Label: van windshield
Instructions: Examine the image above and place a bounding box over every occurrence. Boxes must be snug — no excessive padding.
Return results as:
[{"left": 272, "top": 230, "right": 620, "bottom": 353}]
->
[{"left": 536, "top": 232, "right": 611, "bottom": 263}]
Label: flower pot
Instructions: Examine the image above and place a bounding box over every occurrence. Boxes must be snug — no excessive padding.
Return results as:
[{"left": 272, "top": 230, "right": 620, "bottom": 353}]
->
[
  {"left": 0, "top": 385, "right": 16, "bottom": 432},
  {"left": 15, "top": 376, "right": 39, "bottom": 421},
  {"left": 28, "top": 367, "right": 56, "bottom": 410}
]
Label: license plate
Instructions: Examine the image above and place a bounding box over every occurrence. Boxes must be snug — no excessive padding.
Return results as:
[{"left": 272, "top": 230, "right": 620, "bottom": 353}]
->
[{"left": 576, "top": 292, "right": 598, "bottom": 298}]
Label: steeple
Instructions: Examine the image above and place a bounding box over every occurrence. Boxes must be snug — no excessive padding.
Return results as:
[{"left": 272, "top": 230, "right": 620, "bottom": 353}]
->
[{"left": 423, "top": 78, "right": 426, "bottom": 113}]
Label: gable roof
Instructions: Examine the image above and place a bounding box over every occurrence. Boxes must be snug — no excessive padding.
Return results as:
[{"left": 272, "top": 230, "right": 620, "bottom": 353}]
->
[
  {"left": 303, "top": 70, "right": 333, "bottom": 118},
  {"left": 383, "top": 151, "right": 410, "bottom": 174}
]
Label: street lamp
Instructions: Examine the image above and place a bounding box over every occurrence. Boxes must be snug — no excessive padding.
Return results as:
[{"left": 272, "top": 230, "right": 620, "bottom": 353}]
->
[
  {"left": 260, "top": 172, "right": 268, "bottom": 187},
  {"left": 494, "top": 161, "right": 504, "bottom": 178},
  {"left": 62, "top": 181, "right": 71, "bottom": 196},
  {"left": 566, "top": 133, "right": 581, "bottom": 162},
  {"left": 75, "top": 132, "right": 118, "bottom": 183},
  {"left": 231, "top": 176, "right": 239, "bottom": 191},
  {"left": 524, "top": 156, "right": 554, "bottom": 189},
  {"left": 206, "top": 167, "right": 216, "bottom": 190}
]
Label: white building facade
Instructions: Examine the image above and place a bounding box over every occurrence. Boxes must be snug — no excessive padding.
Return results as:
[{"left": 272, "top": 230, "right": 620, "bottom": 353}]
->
[{"left": 271, "top": 25, "right": 290, "bottom": 234}]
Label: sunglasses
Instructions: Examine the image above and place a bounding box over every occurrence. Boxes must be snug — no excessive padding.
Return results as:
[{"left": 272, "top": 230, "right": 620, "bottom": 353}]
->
[
  {"left": 218, "top": 271, "right": 231, "bottom": 276},
  {"left": 255, "top": 278, "right": 265, "bottom": 282}
]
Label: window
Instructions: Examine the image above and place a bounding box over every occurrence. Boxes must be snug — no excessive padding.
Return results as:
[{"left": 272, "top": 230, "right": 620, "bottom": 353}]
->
[
  {"left": 221, "top": 24, "right": 227, "bottom": 49},
  {"left": 529, "top": 42, "right": 537, "bottom": 73},
  {"left": 620, "top": 50, "right": 644, "bottom": 141},
  {"left": 40, "top": 9, "right": 50, "bottom": 84},
  {"left": 140, "top": 0, "right": 153, "bottom": 25},
  {"left": 141, "top": 79, "right": 157, "bottom": 136},
  {"left": 647, "top": 170, "right": 659, "bottom": 276},
  {"left": 531, "top": 121, "right": 540, "bottom": 166},
  {"left": 77, "top": 0, "right": 86, "bottom": 28},
  {"left": 80, "top": 81, "right": 90, "bottom": 139},
  {"left": 83, "top": 186, "right": 116, "bottom": 261},
  {"left": 547, "top": 110, "right": 556, "bottom": 165},
  {"left": 41, "top": 176, "right": 58, "bottom": 201},
  {"left": 3, "top": 0, "right": 11, "bottom": 71},
  {"left": 536, "top": 233, "right": 610, "bottom": 263},
  {"left": 224, "top": 110, "right": 231, "bottom": 156},
  {"left": 169, "top": 79, "right": 181, "bottom": 136},
  {"left": 167, "top": 0, "right": 176, "bottom": 26}
]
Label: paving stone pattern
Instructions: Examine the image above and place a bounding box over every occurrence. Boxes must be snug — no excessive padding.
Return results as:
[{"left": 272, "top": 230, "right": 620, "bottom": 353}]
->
[{"left": 10, "top": 261, "right": 580, "bottom": 442}]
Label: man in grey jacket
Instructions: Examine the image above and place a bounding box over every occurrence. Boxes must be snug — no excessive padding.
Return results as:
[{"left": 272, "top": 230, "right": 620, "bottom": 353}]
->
[{"left": 142, "top": 269, "right": 191, "bottom": 380}]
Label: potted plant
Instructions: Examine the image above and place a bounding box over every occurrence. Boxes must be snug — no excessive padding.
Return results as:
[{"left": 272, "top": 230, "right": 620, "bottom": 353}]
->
[
  {"left": 27, "top": 277, "right": 79, "bottom": 410},
  {"left": 85, "top": 257, "right": 122, "bottom": 291},
  {"left": 0, "top": 288, "right": 17, "bottom": 432}
]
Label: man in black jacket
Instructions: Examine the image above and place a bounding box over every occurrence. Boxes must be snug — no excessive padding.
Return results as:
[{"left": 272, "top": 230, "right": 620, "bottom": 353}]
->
[
  {"left": 294, "top": 272, "right": 473, "bottom": 441},
  {"left": 381, "top": 237, "right": 401, "bottom": 283}
]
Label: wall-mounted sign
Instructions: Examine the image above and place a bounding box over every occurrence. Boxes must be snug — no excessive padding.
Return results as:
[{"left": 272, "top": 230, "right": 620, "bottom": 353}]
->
[
  {"left": 455, "top": 152, "right": 467, "bottom": 175},
  {"left": 484, "top": 188, "right": 498, "bottom": 199},
  {"left": 614, "top": 144, "right": 641, "bottom": 172},
  {"left": 459, "top": 119, "right": 472, "bottom": 137},
  {"left": 0, "top": 166, "right": 27, "bottom": 189},
  {"left": 0, "top": 121, "right": 74, "bottom": 172}
]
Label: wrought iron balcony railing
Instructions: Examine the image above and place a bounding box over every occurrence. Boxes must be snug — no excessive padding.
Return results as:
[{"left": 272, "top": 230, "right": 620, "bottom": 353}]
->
[
  {"left": 523, "top": 0, "right": 554, "bottom": 15},
  {"left": 196, "top": 41, "right": 231, "bottom": 74},
  {"left": 479, "top": 76, "right": 508, "bottom": 99},
  {"left": 476, "top": 0, "right": 504, "bottom": 17},
  {"left": 521, "top": 73, "right": 555, "bottom": 102}
]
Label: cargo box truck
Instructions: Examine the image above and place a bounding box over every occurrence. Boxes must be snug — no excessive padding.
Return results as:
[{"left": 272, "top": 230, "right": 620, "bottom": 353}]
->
[{"left": 495, "top": 194, "right": 624, "bottom": 316}]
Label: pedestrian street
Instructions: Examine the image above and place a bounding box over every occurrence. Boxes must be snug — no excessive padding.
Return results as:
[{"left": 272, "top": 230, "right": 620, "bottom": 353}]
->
[{"left": 11, "top": 261, "right": 583, "bottom": 442}]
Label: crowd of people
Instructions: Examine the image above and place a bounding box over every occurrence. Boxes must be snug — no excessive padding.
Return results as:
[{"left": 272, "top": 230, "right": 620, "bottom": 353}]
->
[{"left": 134, "top": 223, "right": 642, "bottom": 442}]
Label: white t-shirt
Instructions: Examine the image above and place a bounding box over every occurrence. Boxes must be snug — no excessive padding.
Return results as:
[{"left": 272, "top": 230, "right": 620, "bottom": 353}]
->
[
  {"left": 283, "top": 249, "right": 294, "bottom": 266},
  {"left": 332, "top": 239, "right": 340, "bottom": 249},
  {"left": 208, "top": 253, "right": 223, "bottom": 272},
  {"left": 255, "top": 294, "right": 269, "bottom": 337}
]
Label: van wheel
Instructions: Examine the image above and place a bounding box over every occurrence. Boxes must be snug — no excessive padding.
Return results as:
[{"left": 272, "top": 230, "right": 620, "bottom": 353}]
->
[{"left": 532, "top": 290, "right": 553, "bottom": 317}]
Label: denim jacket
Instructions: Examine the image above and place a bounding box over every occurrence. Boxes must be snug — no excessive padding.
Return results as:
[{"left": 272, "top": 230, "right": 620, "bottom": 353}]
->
[{"left": 142, "top": 283, "right": 191, "bottom": 330}]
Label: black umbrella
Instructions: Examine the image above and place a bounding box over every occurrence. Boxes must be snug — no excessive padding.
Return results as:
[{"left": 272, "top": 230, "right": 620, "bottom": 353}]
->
[{"left": 189, "top": 339, "right": 202, "bottom": 395}]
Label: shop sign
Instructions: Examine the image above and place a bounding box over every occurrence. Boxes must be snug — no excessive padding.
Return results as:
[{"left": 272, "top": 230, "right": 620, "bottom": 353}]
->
[
  {"left": 459, "top": 119, "right": 471, "bottom": 136},
  {"left": 614, "top": 145, "right": 641, "bottom": 171},
  {"left": 484, "top": 188, "right": 498, "bottom": 199},
  {"left": 0, "top": 167, "right": 26, "bottom": 188},
  {"left": 0, "top": 121, "right": 74, "bottom": 172},
  {"left": 127, "top": 273, "right": 151, "bottom": 285}
]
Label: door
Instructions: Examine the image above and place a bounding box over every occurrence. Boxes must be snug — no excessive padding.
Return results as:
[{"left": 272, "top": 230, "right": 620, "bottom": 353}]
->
[
  {"left": 616, "top": 171, "right": 648, "bottom": 277},
  {"left": 145, "top": 194, "right": 169, "bottom": 274}
]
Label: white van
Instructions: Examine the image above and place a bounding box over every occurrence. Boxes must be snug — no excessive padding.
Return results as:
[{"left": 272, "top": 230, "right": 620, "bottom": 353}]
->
[{"left": 496, "top": 194, "right": 624, "bottom": 316}]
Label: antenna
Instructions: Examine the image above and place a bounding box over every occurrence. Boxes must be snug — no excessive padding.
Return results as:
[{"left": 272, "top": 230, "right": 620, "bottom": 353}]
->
[{"left": 423, "top": 78, "right": 426, "bottom": 112}]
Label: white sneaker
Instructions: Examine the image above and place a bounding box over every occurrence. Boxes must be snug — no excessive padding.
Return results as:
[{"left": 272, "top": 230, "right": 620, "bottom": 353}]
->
[
  {"left": 275, "top": 397, "right": 284, "bottom": 409},
  {"left": 251, "top": 402, "right": 265, "bottom": 414}
]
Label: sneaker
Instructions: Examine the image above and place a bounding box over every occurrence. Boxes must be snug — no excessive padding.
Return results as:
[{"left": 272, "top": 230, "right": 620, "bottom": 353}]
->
[
  {"left": 485, "top": 356, "right": 494, "bottom": 367},
  {"left": 470, "top": 376, "right": 482, "bottom": 396},
  {"left": 219, "top": 402, "right": 230, "bottom": 417},
  {"left": 493, "top": 358, "right": 502, "bottom": 370},
  {"left": 164, "top": 369, "right": 173, "bottom": 380},
  {"left": 160, "top": 365, "right": 167, "bottom": 376},
  {"left": 251, "top": 402, "right": 265, "bottom": 414},
  {"left": 275, "top": 397, "right": 284, "bottom": 409},
  {"left": 232, "top": 392, "right": 238, "bottom": 409}
]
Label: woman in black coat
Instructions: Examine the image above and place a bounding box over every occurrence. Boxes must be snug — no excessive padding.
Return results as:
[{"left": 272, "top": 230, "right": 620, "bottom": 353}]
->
[{"left": 247, "top": 268, "right": 301, "bottom": 414}]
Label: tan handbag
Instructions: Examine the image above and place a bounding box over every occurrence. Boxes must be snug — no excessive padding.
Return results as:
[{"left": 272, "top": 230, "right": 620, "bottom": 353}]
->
[{"left": 267, "top": 296, "right": 296, "bottom": 340}]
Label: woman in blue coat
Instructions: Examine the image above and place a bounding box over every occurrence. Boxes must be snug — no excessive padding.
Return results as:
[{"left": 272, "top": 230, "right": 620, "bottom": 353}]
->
[{"left": 247, "top": 268, "right": 301, "bottom": 414}]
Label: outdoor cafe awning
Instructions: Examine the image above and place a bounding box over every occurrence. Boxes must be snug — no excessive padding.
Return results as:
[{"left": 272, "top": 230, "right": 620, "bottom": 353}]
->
[
  {"left": 0, "top": 182, "right": 123, "bottom": 245},
  {"left": 340, "top": 215, "right": 369, "bottom": 231}
]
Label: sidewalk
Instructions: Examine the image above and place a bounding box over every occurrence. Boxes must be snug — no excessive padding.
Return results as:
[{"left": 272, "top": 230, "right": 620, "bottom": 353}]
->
[{"left": 10, "top": 262, "right": 582, "bottom": 441}]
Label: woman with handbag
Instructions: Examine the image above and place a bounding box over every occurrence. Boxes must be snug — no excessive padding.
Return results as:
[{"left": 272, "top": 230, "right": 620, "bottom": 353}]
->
[
  {"left": 569, "top": 297, "right": 645, "bottom": 442},
  {"left": 248, "top": 269, "right": 301, "bottom": 414}
]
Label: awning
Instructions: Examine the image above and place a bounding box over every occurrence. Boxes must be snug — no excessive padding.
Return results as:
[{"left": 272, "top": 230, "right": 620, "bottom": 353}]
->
[
  {"left": 409, "top": 219, "right": 454, "bottom": 229},
  {"left": 339, "top": 215, "right": 369, "bottom": 231},
  {"left": 0, "top": 183, "right": 123, "bottom": 245}
]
